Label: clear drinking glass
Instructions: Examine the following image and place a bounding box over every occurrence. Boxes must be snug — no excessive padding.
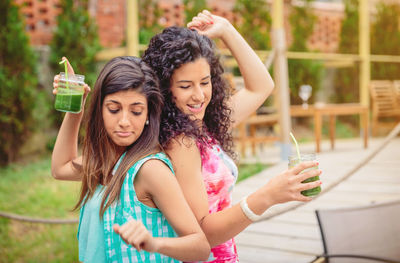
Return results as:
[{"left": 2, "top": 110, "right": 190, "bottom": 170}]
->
[
  {"left": 288, "top": 153, "right": 321, "bottom": 197},
  {"left": 299, "top": 84, "right": 312, "bottom": 109}
]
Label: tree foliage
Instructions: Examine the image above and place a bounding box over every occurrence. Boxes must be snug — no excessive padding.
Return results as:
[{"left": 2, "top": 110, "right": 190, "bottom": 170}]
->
[
  {"left": 139, "top": 0, "right": 163, "bottom": 45},
  {"left": 49, "top": 0, "right": 100, "bottom": 87},
  {"left": 288, "top": 0, "right": 323, "bottom": 105},
  {"left": 183, "top": 0, "right": 207, "bottom": 24},
  {"left": 0, "top": 0, "right": 38, "bottom": 165},
  {"left": 233, "top": 0, "right": 271, "bottom": 50},
  {"left": 371, "top": 2, "right": 400, "bottom": 80},
  {"left": 332, "top": 0, "right": 359, "bottom": 103},
  {"left": 49, "top": 0, "right": 100, "bottom": 126}
]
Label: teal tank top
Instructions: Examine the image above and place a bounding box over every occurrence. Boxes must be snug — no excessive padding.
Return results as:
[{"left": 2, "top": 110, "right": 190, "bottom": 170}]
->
[
  {"left": 77, "top": 152, "right": 181, "bottom": 263},
  {"left": 103, "top": 152, "right": 181, "bottom": 263},
  {"left": 77, "top": 185, "right": 107, "bottom": 262}
]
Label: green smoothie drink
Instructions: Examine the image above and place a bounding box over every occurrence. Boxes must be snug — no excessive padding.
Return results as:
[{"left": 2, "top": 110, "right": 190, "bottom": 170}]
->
[
  {"left": 288, "top": 153, "right": 321, "bottom": 196},
  {"left": 54, "top": 72, "right": 85, "bottom": 113}
]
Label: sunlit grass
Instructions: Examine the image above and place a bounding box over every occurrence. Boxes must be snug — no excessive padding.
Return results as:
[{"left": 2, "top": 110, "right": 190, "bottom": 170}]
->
[
  {"left": 0, "top": 156, "right": 80, "bottom": 262},
  {"left": 0, "top": 155, "right": 268, "bottom": 262},
  {"left": 237, "top": 163, "right": 268, "bottom": 183}
]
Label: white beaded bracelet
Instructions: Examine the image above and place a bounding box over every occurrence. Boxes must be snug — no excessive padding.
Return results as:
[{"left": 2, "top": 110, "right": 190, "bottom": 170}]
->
[{"left": 240, "top": 196, "right": 262, "bottom": 222}]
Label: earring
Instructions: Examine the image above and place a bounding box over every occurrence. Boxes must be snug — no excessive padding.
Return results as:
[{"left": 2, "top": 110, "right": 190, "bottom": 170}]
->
[{"left": 145, "top": 119, "right": 149, "bottom": 125}]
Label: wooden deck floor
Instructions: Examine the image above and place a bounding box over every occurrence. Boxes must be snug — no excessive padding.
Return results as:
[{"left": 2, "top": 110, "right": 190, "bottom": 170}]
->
[{"left": 232, "top": 136, "right": 400, "bottom": 263}]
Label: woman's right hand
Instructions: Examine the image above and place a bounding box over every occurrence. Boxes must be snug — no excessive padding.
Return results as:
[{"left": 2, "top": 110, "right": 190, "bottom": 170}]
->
[
  {"left": 113, "top": 220, "right": 159, "bottom": 253},
  {"left": 259, "top": 161, "right": 322, "bottom": 205},
  {"left": 187, "top": 10, "right": 232, "bottom": 40},
  {"left": 52, "top": 57, "right": 91, "bottom": 104}
]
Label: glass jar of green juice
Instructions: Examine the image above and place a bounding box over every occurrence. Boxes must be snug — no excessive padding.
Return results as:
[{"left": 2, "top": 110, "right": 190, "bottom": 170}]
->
[
  {"left": 54, "top": 72, "right": 85, "bottom": 113},
  {"left": 288, "top": 153, "right": 321, "bottom": 197}
]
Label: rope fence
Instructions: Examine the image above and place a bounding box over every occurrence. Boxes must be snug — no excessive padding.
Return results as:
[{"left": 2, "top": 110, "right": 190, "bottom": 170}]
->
[
  {"left": 1, "top": 122, "right": 399, "bottom": 224},
  {"left": 261, "top": 121, "right": 400, "bottom": 221},
  {"left": 0, "top": 211, "right": 78, "bottom": 224}
]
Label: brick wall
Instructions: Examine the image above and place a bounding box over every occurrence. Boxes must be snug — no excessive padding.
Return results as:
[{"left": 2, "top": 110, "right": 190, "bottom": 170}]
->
[
  {"left": 95, "top": 0, "right": 125, "bottom": 47},
  {"left": 14, "top": 0, "right": 357, "bottom": 53},
  {"left": 15, "top": 0, "right": 61, "bottom": 46},
  {"left": 308, "top": 3, "right": 344, "bottom": 53}
]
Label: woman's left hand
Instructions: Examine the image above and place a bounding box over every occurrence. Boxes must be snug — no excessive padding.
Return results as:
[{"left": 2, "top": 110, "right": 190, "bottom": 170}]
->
[
  {"left": 113, "top": 220, "right": 159, "bottom": 252},
  {"left": 187, "top": 10, "right": 231, "bottom": 39}
]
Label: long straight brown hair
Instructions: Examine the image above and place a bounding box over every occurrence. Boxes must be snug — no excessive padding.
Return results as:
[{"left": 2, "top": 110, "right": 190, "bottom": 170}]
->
[{"left": 73, "top": 56, "right": 163, "bottom": 216}]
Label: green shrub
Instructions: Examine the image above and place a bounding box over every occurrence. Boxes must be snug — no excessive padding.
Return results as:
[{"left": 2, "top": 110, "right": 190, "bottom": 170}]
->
[
  {"left": 184, "top": 0, "right": 207, "bottom": 24},
  {"left": 333, "top": 0, "right": 359, "bottom": 103},
  {"left": 288, "top": 0, "right": 323, "bottom": 105},
  {"left": 233, "top": 0, "right": 271, "bottom": 51},
  {"left": 371, "top": 3, "right": 400, "bottom": 80},
  {"left": 0, "top": 0, "right": 38, "bottom": 166},
  {"left": 139, "top": 0, "right": 163, "bottom": 45},
  {"left": 49, "top": 0, "right": 101, "bottom": 126},
  {"left": 49, "top": 0, "right": 100, "bottom": 92},
  {"left": 231, "top": 0, "right": 271, "bottom": 78}
]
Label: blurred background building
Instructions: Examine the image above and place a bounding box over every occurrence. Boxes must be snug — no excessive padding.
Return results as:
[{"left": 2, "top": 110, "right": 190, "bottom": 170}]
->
[{"left": 13, "top": 0, "right": 361, "bottom": 53}]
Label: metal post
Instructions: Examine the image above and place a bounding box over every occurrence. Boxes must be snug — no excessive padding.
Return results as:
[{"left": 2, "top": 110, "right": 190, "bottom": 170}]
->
[
  {"left": 127, "top": 0, "right": 139, "bottom": 56},
  {"left": 272, "top": 0, "right": 292, "bottom": 161},
  {"left": 359, "top": 0, "right": 370, "bottom": 107}
]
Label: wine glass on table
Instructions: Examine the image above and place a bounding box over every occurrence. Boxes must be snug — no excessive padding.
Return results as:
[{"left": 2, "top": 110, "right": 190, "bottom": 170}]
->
[{"left": 299, "top": 84, "right": 312, "bottom": 109}]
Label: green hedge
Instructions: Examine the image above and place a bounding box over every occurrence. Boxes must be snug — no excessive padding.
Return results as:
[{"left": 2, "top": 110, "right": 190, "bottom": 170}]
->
[
  {"left": 0, "top": 0, "right": 38, "bottom": 166},
  {"left": 288, "top": 0, "right": 323, "bottom": 105},
  {"left": 49, "top": 0, "right": 101, "bottom": 126}
]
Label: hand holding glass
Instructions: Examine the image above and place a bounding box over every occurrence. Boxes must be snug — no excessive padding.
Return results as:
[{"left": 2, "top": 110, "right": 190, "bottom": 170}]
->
[
  {"left": 54, "top": 72, "right": 85, "bottom": 113},
  {"left": 288, "top": 153, "right": 321, "bottom": 197}
]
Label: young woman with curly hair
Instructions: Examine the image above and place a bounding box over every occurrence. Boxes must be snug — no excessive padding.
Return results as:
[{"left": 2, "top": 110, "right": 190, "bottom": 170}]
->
[
  {"left": 51, "top": 56, "right": 210, "bottom": 262},
  {"left": 143, "top": 11, "right": 322, "bottom": 262}
]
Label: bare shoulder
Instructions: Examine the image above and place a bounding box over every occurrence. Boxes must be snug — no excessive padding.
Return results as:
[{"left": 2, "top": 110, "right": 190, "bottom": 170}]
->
[
  {"left": 139, "top": 158, "right": 174, "bottom": 181},
  {"left": 166, "top": 134, "right": 200, "bottom": 156}
]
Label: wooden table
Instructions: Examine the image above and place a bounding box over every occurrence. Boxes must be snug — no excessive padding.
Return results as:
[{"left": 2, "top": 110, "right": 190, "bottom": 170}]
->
[{"left": 290, "top": 103, "right": 369, "bottom": 153}]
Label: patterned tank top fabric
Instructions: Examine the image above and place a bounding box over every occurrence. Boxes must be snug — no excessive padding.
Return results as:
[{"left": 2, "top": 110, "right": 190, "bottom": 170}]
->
[
  {"left": 104, "top": 152, "right": 180, "bottom": 263},
  {"left": 79, "top": 152, "right": 181, "bottom": 263},
  {"left": 194, "top": 138, "right": 239, "bottom": 263}
]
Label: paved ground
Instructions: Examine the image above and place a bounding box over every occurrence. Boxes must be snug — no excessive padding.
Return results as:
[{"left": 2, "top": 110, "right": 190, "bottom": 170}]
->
[{"left": 232, "top": 135, "right": 400, "bottom": 263}]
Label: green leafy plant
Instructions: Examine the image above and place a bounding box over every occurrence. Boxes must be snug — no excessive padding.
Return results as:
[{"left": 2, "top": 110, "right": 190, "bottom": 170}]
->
[
  {"left": 139, "top": 0, "right": 163, "bottom": 45},
  {"left": 371, "top": 2, "right": 400, "bottom": 80},
  {"left": 231, "top": 0, "right": 271, "bottom": 80},
  {"left": 49, "top": 0, "right": 101, "bottom": 126},
  {"left": 233, "top": 0, "right": 271, "bottom": 50},
  {"left": 0, "top": 0, "right": 38, "bottom": 166},
  {"left": 49, "top": 0, "right": 100, "bottom": 88},
  {"left": 333, "top": 0, "right": 359, "bottom": 103},
  {"left": 288, "top": 0, "right": 323, "bottom": 105},
  {"left": 184, "top": 0, "right": 207, "bottom": 24}
]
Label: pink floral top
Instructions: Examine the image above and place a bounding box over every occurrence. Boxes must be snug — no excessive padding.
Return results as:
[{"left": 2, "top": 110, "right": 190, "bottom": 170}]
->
[{"left": 196, "top": 138, "right": 239, "bottom": 263}]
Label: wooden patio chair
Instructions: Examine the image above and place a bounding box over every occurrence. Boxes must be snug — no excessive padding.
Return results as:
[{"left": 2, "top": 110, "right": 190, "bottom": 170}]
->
[
  {"left": 369, "top": 81, "right": 400, "bottom": 136},
  {"left": 225, "top": 73, "right": 279, "bottom": 156},
  {"left": 236, "top": 111, "right": 279, "bottom": 156},
  {"left": 311, "top": 200, "right": 400, "bottom": 263}
]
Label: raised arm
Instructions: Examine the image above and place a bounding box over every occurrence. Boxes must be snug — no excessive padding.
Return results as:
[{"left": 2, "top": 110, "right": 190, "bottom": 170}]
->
[
  {"left": 51, "top": 57, "right": 89, "bottom": 181},
  {"left": 114, "top": 158, "right": 210, "bottom": 261},
  {"left": 167, "top": 137, "right": 321, "bottom": 247},
  {"left": 187, "top": 10, "right": 275, "bottom": 127}
]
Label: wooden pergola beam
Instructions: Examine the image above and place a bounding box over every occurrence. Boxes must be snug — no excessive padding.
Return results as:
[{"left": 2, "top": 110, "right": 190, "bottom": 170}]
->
[
  {"left": 359, "top": 0, "right": 371, "bottom": 107},
  {"left": 272, "top": 0, "right": 292, "bottom": 160},
  {"left": 127, "top": 0, "right": 139, "bottom": 57}
]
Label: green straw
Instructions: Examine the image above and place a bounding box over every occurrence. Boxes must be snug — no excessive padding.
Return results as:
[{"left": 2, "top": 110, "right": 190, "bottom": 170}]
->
[
  {"left": 59, "top": 58, "right": 69, "bottom": 89},
  {"left": 290, "top": 132, "right": 301, "bottom": 160}
]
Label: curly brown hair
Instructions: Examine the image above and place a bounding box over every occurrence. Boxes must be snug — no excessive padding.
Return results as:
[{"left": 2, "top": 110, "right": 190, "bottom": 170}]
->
[{"left": 143, "top": 27, "right": 235, "bottom": 157}]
